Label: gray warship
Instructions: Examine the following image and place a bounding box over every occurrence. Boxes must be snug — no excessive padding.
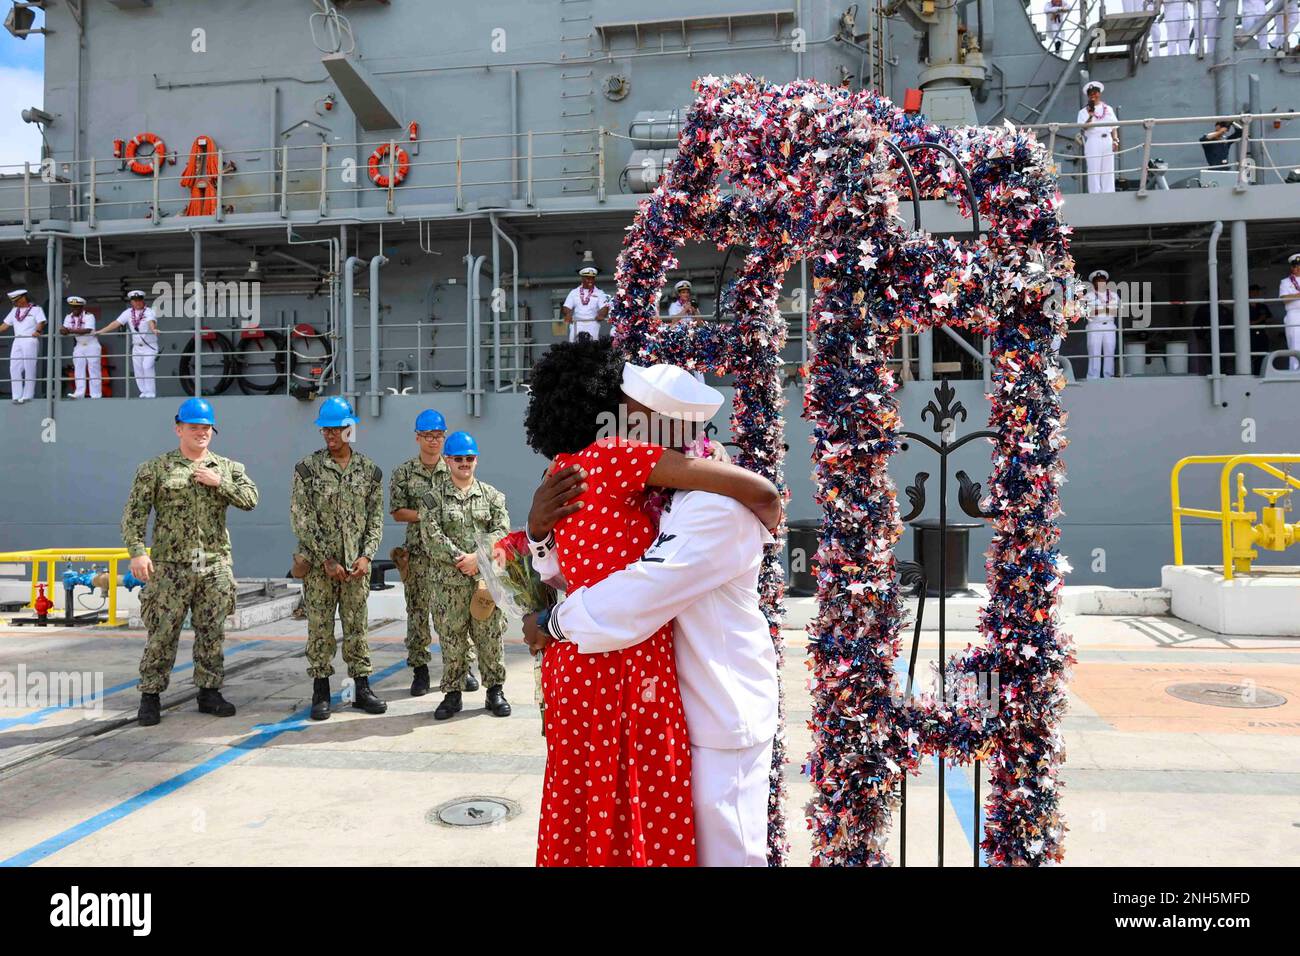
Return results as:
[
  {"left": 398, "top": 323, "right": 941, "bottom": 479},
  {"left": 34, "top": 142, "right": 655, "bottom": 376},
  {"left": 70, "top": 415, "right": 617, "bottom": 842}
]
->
[{"left": 2, "top": 0, "right": 1299, "bottom": 588}]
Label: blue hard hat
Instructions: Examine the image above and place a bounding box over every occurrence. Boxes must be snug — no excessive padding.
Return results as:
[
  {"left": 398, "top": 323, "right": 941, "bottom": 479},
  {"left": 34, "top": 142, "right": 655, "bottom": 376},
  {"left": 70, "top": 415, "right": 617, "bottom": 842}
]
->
[
  {"left": 176, "top": 397, "right": 216, "bottom": 426},
  {"left": 443, "top": 431, "right": 479, "bottom": 457},
  {"left": 314, "top": 396, "right": 358, "bottom": 429},
  {"left": 414, "top": 409, "right": 447, "bottom": 432}
]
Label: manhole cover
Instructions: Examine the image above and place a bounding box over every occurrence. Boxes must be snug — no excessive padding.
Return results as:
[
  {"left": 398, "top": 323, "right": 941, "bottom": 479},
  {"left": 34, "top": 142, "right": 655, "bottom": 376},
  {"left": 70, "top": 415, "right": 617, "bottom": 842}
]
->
[
  {"left": 1165, "top": 682, "right": 1287, "bottom": 709},
  {"left": 428, "top": 796, "right": 519, "bottom": 828}
]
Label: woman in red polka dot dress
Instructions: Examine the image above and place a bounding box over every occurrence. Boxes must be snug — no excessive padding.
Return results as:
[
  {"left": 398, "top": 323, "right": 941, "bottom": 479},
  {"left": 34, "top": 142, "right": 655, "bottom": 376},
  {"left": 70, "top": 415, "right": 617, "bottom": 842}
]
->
[
  {"left": 540, "top": 437, "right": 686, "bottom": 866},
  {"left": 523, "top": 342, "right": 782, "bottom": 868}
]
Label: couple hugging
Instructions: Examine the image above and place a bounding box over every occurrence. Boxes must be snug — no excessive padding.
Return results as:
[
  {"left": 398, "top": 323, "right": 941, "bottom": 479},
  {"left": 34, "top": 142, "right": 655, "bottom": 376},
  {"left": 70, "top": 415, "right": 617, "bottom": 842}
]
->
[{"left": 521, "top": 337, "right": 783, "bottom": 867}]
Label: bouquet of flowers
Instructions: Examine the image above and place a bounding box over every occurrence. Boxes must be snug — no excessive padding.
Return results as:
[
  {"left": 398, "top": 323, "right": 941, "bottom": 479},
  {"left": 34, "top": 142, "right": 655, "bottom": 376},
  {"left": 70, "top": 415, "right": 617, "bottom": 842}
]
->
[{"left": 475, "top": 530, "right": 557, "bottom": 735}]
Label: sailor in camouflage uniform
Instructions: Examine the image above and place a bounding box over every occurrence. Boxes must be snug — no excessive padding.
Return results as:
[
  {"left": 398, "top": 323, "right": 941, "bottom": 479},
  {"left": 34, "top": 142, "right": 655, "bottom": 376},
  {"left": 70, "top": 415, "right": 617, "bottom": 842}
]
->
[
  {"left": 420, "top": 431, "right": 512, "bottom": 720},
  {"left": 290, "top": 397, "right": 388, "bottom": 721},
  {"left": 123, "top": 398, "right": 259, "bottom": 727},
  {"left": 389, "top": 408, "right": 479, "bottom": 696}
]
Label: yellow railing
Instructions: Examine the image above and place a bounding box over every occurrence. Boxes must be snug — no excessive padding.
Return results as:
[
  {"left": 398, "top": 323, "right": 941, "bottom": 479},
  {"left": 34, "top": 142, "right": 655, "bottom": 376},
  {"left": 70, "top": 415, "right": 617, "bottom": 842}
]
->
[
  {"left": 1170, "top": 455, "right": 1300, "bottom": 580},
  {"left": 0, "top": 547, "right": 142, "bottom": 627}
]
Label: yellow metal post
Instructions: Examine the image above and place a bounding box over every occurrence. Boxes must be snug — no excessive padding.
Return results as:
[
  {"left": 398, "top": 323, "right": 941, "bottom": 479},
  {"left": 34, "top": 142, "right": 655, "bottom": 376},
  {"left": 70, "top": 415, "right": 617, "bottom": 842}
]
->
[{"left": 107, "top": 557, "right": 119, "bottom": 627}]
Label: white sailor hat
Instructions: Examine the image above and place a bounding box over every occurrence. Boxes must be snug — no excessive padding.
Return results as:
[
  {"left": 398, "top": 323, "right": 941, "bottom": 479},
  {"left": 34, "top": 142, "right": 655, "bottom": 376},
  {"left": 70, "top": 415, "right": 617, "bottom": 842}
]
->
[
  {"left": 578, "top": 266, "right": 598, "bottom": 277},
  {"left": 1289, "top": 253, "right": 1300, "bottom": 265},
  {"left": 621, "top": 362, "right": 723, "bottom": 423},
  {"left": 1084, "top": 80, "right": 1104, "bottom": 94},
  {"left": 7, "top": 288, "right": 28, "bottom": 299},
  {"left": 674, "top": 279, "right": 692, "bottom": 291},
  {"left": 66, "top": 295, "right": 87, "bottom": 305},
  {"left": 1088, "top": 269, "right": 1109, "bottom": 281},
  {"left": 128, "top": 289, "right": 146, "bottom": 299}
]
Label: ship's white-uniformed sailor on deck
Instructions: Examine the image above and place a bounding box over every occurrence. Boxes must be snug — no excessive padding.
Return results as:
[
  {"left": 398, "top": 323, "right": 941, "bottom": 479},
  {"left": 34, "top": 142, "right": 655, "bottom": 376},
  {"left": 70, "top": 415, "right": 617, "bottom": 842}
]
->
[
  {"left": 1078, "top": 81, "right": 1119, "bottom": 194},
  {"left": 526, "top": 364, "right": 780, "bottom": 867},
  {"left": 1044, "top": 0, "right": 1069, "bottom": 52},
  {"left": 96, "top": 290, "right": 160, "bottom": 398},
  {"left": 1, "top": 289, "right": 47, "bottom": 404},
  {"left": 561, "top": 267, "right": 610, "bottom": 343},
  {"left": 60, "top": 295, "right": 102, "bottom": 399},
  {"left": 666, "top": 279, "right": 697, "bottom": 321},
  {"left": 1162, "top": 0, "right": 1194, "bottom": 55},
  {"left": 1280, "top": 253, "right": 1300, "bottom": 371},
  {"left": 1085, "top": 269, "right": 1120, "bottom": 380}
]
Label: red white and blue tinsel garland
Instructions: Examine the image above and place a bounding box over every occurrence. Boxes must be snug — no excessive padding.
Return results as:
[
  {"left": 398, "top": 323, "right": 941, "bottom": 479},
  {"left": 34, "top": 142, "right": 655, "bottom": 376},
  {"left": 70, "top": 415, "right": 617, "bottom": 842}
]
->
[{"left": 612, "top": 75, "right": 1081, "bottom": 866}]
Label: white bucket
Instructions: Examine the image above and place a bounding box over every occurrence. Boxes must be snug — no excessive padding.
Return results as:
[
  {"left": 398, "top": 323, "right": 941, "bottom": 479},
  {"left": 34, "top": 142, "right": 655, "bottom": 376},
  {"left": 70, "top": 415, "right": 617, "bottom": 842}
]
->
[
  {"left": 1165, "top": 340, "right": 1189, "bottom": 375},
  {"left": 1124, "top": 342, "right": 1147, "bottom": 376}
]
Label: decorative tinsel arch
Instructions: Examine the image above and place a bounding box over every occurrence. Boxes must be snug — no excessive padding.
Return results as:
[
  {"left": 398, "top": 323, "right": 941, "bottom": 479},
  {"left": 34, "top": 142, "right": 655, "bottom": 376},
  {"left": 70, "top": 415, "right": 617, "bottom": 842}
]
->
[{"left": 612, "top": 75, "right": 1080, "bottom": 866}]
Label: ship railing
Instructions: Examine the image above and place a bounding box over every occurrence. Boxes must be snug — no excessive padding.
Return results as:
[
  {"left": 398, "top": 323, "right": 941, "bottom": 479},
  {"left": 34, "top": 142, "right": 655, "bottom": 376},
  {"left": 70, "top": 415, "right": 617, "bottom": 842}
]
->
[
  {"left": 0, "top": 127, "right": 615, "bottom": 228},
  {"left": 1029, "top": 3, "right": 1300, "bottom": 58},
  {"left": 4, "top": 296, "right": 1297, "bottom": 400},
  {"left": 1023, "top": 110, "right": 1300, "bottom": 194}
]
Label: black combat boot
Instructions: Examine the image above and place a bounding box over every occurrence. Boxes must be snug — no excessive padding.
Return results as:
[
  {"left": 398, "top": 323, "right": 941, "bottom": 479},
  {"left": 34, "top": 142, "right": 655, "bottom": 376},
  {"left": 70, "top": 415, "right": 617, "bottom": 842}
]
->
[
  {"left": 196, "top": 687, "right": 237, "bottom": 717},
  {"left": 138, "top": 692, "right": 161, "bottom": 727},
  {"left": 463, "top": 668, "right": 480, "bottom": 692},
  {"left": 434, "top": 690, "right": 462, "bottom": 720},
  {"left": 410, "top": 664, "right": 431, "bottom": 697},
  {"left": 484, "top": 684, "right": 511, "bottom": 718},
  {"left": 352, "top": 675, "right": 388, "bottom": 714},
  {"left": 310, "top": 677, "right": 331, "bottom": 721}
]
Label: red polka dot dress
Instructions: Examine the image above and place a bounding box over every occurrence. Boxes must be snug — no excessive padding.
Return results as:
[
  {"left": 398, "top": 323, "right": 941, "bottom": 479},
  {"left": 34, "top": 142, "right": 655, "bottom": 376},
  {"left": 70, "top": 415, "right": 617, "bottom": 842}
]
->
[{"left": 536, "top": 438, "right": 697, "bottom": 867}]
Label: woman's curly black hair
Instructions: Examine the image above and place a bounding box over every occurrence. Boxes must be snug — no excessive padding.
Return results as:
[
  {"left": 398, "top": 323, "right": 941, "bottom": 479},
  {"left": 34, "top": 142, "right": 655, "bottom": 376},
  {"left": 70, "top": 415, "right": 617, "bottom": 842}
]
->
[{"left": 524, "top": 336, "right": 625, "bottom": 459}]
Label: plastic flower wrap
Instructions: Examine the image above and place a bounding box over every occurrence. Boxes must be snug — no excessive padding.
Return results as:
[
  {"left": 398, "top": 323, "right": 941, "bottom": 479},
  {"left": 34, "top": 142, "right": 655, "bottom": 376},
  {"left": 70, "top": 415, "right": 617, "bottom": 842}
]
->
[
  {"left": 476, "top": 530, "right": 557, "bottom": 735},
  {"left": 475, "top": 530, "right": 556, "bottom": 621}
]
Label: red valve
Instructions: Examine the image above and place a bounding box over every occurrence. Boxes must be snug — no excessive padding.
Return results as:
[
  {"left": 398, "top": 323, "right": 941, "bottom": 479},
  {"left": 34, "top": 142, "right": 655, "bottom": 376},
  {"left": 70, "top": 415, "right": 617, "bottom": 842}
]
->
[
  {"left": 408, "top": 121, "right": 419, "bottom": 141},
  {"left": 34, "top": 583, "right": 54, "bottom": 619}
]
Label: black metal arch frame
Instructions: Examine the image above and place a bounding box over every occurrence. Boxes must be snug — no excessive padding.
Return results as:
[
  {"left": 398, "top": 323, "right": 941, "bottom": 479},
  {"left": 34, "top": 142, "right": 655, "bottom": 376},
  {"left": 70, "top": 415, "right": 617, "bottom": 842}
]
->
[{"left": 880, "top": 139, "right": 983, "bottom": 239}]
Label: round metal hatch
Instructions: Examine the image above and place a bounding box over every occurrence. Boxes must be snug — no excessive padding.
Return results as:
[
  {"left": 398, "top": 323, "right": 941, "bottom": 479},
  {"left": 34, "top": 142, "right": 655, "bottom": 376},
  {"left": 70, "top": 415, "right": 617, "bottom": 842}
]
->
[
  {"left": 428, "top": 796, "right": 519, "bottom": 828},
  {"left": 1165, "top": 682, "right": 1287, "bottom": 709}
]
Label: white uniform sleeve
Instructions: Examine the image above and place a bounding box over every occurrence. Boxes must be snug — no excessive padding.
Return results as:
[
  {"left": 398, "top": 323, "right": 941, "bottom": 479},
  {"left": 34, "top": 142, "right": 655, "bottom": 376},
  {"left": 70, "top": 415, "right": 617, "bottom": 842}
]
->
[
  {"left": 562, "top": 289, "right": 579, "bottom": 310},
  {"left": 526, "top": 531, "right": 567, "bottom": 591},
  {"left": 550, "top": 494, "right": 765, "bottom": 655}
]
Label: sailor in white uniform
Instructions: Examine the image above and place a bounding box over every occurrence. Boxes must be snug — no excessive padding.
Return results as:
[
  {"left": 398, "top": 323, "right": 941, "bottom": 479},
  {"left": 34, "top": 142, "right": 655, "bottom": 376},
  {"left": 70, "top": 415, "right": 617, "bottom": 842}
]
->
[
  {"left": 1044, "top": 0, "right": 1069, "bottom": 53},
  {"left": 561, "top": 266, "right": 610, "bottom": 343},
  {"left": 1085, "top": 269, "right": 1121, "bottom": 379},
  {"left": 526, "top": 365, "right": 780, "bottom": 867},
  {"left": 1197, "top": 0, "right": 1220, "bottom": 53},
  {"left": 666, "top": 279, "right": 697, "bottom": 321},
  {"left": 1163, "top": 0, "right": 1195, "bottom": 54},
  {"left": 1242, "top": 0, "right": 1271, "bottom": 48},
  {"left": 60, "top": 295, "right": 102, "bottom": 399},
  {"left": 1279, "top": 253, "right": 1300, "bottom": 370},
  {"left": 96, "top": 290, "right": 159, "bottom": 398},
  {"left": 1274, "top": 1, "right": 1299, "bottom": 49},
  {"left": 1078, "top": 81, "right": 1119, "bottom": 194},
  {"left": 2, "top": 289, "right": 47, "bottom": 404}
]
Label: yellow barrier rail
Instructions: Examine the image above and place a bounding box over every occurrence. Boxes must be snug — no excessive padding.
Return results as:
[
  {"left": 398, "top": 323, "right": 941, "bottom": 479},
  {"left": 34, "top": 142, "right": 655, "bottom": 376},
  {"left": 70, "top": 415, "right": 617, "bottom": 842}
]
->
[
  {"left": 0, "top": 547, "right": 145, "bottom": 627},
  {"left": 1170, "top": 455, "right": 1300, "bottom": 580}
]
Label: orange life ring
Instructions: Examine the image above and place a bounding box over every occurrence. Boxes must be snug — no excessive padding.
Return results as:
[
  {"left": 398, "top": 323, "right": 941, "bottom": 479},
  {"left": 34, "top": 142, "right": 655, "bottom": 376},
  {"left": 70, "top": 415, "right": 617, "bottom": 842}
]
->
[
  {"left": 368, "top": 143, "right": 410, "bottom": 187},
  {"left": 125, "top": 132, "right": 168, "bottom": 176}
]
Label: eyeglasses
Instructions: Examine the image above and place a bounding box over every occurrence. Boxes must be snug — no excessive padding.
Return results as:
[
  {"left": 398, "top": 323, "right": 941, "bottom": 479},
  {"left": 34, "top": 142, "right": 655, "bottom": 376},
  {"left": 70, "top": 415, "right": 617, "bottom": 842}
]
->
[
  {"left": 417, "top": 432, "right": 445, "bottom": 441},
  {"left": 448, "top": 455, "right": 477, "bottom": 463}
]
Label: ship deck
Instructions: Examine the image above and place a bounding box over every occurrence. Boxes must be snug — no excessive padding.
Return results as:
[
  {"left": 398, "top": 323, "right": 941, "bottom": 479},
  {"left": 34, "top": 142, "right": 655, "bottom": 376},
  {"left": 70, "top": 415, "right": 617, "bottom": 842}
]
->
[{"left": 0, "top": 613, "right": 1296, "bottom": 867}]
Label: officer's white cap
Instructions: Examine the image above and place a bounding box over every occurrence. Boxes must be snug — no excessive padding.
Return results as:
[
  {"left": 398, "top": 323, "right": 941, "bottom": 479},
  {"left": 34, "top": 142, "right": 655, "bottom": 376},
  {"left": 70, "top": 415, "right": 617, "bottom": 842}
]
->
[
  {"left": 1289, "top": 253, "right": 1300, "bottom": 265},
  {"left": 1088, "top": 269, "right": 1109, "bottom": 281},
  {"left": 7, "top": 288, "right": 28, "bottom": 299},
  {"left": 1084, "top": 81, "right": 1104, "bottom": 94},
  {"left": 128, "top": 289, "right": 146, "bottom": 298},
  {"left": 621, "top": 363, "right": 722, "bottom": 423},
  {"left": 578, "top": 267, "right": 598, "bottom": 277},
  {"left": 674, "top": 280, "right": 692, "bottom": 291},
  {"left": 66, "top": 295, "right": 86, "bottom": 305}
]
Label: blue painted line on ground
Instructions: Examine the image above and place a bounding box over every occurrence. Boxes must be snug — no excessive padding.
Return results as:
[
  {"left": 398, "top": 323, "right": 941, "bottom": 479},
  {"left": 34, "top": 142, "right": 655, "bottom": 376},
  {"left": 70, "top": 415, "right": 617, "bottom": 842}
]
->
[
  {"left": 0, "top": 640, "right": 269, "bottom": 731},
  {"left": 0, "top": 658, "right": 407, "bottom": 867},
  {"left": 890, "top": 656, "right": 985, "bottom": 865}
]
